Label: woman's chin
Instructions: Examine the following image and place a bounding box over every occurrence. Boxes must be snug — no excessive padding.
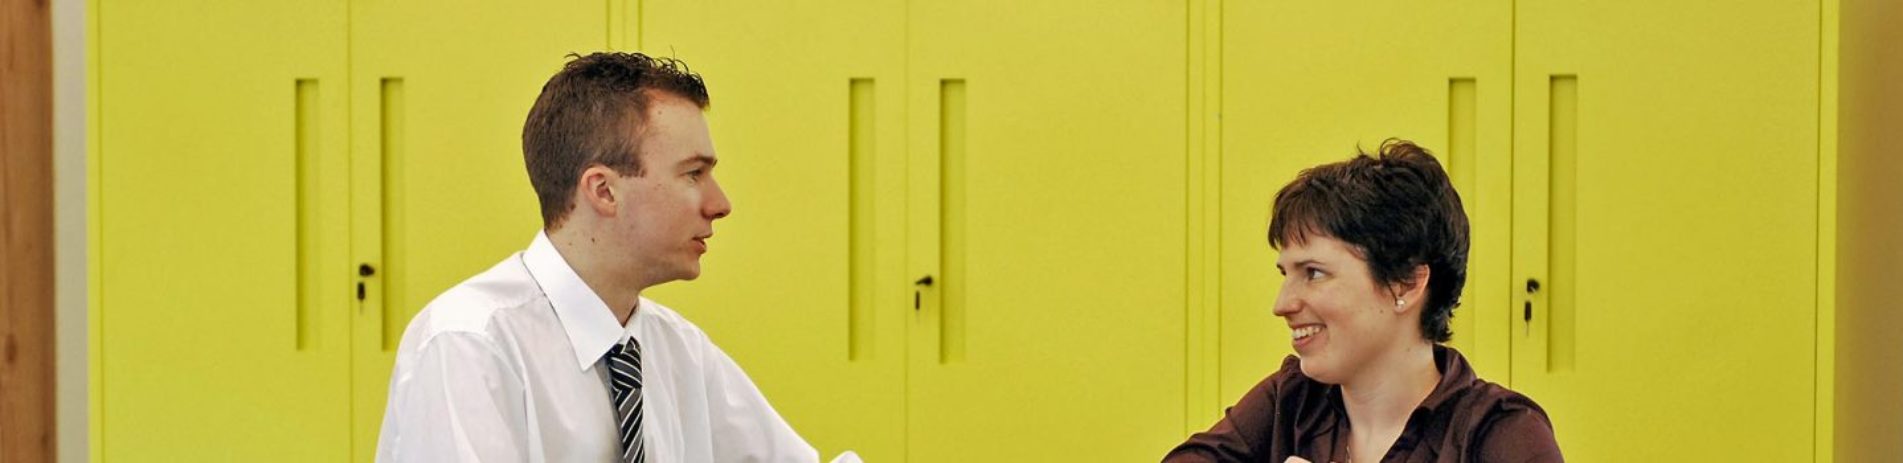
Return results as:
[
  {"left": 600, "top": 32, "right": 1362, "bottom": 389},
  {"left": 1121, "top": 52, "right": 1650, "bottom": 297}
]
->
[{"left": 1296, "top": 355, "right": 1344, "bottom": 384}]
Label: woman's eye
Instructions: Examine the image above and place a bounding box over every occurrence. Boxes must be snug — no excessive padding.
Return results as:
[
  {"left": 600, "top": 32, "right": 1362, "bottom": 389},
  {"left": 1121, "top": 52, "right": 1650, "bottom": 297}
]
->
[{"left": 1307, "top": 268, "right": 1325, "bottom": 280}]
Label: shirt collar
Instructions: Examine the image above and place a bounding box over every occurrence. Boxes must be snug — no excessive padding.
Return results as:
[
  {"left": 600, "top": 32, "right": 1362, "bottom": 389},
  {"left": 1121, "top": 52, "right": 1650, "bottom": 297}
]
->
[
  {"left": 1415, "top": 344, "right": 1480, "bottom": 413},
  {"left": 1304, "top": 344, "right": 1481, "bottom": 440},
  {"left": 522, "top": 231, "right": 635, "bottom": 371}
]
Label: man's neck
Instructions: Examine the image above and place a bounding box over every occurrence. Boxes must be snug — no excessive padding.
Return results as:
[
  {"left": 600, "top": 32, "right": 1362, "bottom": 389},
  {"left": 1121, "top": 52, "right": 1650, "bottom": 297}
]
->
[{"left": 547, "top": 227, "right": 650, "bottom": 326}]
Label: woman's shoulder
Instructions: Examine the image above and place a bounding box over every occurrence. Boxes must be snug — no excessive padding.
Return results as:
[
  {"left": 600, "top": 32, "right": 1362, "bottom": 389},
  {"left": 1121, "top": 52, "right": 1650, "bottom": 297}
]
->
[
  {"left": 1444, "top": 379, "right": 1563, "bottom": 461},
  {"left": 1434, "top": 347, "right": 1554, "bottom": 433},
  {"left": 1459, "top": 379, "right": 1549, "bottom": 416}
]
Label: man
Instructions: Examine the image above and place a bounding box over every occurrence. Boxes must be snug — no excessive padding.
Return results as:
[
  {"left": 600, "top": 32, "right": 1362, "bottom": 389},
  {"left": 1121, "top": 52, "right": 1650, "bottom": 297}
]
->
[{"left": 377, "top": 52, "right": 817, "bottom": 462}]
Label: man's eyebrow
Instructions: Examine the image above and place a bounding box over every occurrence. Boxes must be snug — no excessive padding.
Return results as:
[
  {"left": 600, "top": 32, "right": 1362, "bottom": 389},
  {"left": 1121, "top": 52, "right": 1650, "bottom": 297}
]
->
[{"left": 677, "top": 154, "right": 718, "bottom": 167}]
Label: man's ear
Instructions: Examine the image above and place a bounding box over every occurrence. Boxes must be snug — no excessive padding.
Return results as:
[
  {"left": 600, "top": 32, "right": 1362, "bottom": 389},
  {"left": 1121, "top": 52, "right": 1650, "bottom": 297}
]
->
[{"left": 578, "top": 165, "right": 620, "bottom": 217}]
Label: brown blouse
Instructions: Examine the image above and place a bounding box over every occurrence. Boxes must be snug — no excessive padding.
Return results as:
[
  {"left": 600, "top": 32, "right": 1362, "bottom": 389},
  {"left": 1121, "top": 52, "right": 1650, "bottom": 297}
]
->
[{"left": 1164, "top": 345, "right": 1562, "bottom": 463}]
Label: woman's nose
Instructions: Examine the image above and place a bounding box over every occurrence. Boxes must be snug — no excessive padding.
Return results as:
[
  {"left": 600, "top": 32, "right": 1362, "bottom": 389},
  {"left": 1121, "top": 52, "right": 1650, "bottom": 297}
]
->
[{"left": 1271, "top": 289, "right": 1299, "bottom": 318}]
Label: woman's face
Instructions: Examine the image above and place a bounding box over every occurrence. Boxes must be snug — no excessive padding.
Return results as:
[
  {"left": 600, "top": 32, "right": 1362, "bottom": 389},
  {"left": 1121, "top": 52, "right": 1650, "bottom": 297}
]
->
[{"left": 1272, "top": 234, "right": 1416, "bottom": 385}]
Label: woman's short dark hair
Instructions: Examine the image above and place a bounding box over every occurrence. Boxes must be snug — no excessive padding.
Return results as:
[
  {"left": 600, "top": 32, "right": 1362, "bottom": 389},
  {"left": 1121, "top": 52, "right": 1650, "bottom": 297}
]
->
[
  {"left": 1267, "top": 139, "right": 1470, "bottom": 343},
  {"left": 521, "top": 52, "right": 711, "bottom": 230}
]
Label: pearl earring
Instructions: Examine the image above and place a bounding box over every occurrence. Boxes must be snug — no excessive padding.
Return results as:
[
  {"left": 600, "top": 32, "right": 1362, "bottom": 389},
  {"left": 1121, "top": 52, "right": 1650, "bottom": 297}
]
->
[{"left": 1396, "top": 298, "right": 1406, "bottom": 306}]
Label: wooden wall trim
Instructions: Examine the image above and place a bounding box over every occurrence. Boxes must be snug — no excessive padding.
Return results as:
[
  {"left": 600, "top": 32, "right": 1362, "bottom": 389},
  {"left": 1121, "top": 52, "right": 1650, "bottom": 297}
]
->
[
  {"left": 1836, "top": 0, "right": 1903, "bottom": 460},
  {"left": 1, "top": 0, "right": 58, "bottom": 459}
]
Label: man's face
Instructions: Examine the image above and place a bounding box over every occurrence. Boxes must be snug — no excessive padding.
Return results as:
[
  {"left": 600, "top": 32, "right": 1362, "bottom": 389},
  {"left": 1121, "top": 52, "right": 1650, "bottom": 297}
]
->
[{"left": 613, "top": 92, "right": 730, "bottom": 284}]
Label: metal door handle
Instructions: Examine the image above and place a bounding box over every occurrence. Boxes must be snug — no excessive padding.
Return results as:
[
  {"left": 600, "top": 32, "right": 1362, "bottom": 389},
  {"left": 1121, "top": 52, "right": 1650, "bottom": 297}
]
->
[
  {"left": 914, "top": 275, "right": 934, "bottom": 310},
  {"left": 1524, "top": 278, "right": 1540, "bottom": 335},
  {"left": 357, "top": 263, "right": 378, "bottom": 300}
]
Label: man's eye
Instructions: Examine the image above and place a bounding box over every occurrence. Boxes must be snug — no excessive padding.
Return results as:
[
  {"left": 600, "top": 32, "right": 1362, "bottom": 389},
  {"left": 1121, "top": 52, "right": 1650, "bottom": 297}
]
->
[
  {"left": 687, "top": 169, "right": 704, "bottom": 179},
  {"left": 1307, "top": 268, "right": 1325, "bottom": 280}
]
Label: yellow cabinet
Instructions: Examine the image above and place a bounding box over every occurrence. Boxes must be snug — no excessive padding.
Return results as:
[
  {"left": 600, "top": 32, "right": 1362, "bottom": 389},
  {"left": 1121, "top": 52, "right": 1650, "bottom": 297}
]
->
[
  {"left": 1217, "top": 0, "right": 1827, "bottom": 461},
  {"left": 636, "top": 0, "right": 911, "bottom": 460},
  {"left": 903, "top": 1, "right": 1191, "bottom": 460},
  {"left": 345, "top": 2, "right": 607, "bottom": 460},
  {"left": 1510, "top": 1, "right": 1820, "bottom": 460},
  {"left": 95, "top": 1, "right": 605, "bottom": 460},
  {"left": 1216, "top": 0, "right": 1515, "bottom": 406},
  {"left": 95, "top": 1, "right": 1883, "bottom": 461},
  {"left": 95, "top": 0, "right": 352, "bottom": 460},
  {"left": 640, "top": 1, "right": 1193, "bottom": 460}
]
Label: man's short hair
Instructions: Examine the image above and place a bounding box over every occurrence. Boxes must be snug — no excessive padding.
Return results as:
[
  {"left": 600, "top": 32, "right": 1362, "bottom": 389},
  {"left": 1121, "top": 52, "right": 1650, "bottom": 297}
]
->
[{"left": 521, "top": 52, "right": 711, "bottom": 230}]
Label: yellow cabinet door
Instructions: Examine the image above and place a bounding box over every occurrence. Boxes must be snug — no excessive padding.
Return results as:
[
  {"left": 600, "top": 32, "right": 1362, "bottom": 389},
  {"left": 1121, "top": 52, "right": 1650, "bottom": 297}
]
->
[
  {"left": 904, "top": 1, "right": 1190, "bottom": 461},
  {"left": 1217, "top": 0, "right": 1515, "bottom": 408},
  {"left": 96, "top": 0, "right": 352, "bottom": 460},
  {"left": 638, "top": 1, "right": 910, "bottom": 461},
  {"left": 345, "top": 2, "right": 607, "bottom": 460},
  {"left": 1511, "top": 1, "right": 1820, "bottom": 460}
]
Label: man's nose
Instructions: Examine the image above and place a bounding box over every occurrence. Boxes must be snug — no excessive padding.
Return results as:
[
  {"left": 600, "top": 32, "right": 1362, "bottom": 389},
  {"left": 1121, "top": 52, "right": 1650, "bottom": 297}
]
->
[{"left": 706, "top": 178, "right": 732, "bottom": 220}]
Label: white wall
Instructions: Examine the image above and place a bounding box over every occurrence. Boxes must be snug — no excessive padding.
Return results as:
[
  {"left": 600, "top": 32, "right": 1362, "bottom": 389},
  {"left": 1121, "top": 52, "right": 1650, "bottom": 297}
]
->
[{"left": 53, "top": 0, "right": 87, "bottom": 460}]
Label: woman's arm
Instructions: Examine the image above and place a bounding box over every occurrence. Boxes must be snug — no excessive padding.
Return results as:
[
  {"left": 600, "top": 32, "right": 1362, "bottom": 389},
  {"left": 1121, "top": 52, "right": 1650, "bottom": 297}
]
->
[{"left": 1163, "top": 379, "right": 1281, "bottom": 462}]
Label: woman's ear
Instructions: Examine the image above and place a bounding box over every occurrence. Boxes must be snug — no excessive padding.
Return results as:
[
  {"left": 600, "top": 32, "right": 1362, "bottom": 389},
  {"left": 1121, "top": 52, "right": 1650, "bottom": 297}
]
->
[{"left": 1391, "top": 264, "right": 1432, "bottom": 313}]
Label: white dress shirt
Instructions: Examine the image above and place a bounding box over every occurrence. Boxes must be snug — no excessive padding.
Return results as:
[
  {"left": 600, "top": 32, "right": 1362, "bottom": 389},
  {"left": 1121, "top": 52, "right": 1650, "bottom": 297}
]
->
[{"left": 377, "top": 232, "right": 818, "bottom": 462}]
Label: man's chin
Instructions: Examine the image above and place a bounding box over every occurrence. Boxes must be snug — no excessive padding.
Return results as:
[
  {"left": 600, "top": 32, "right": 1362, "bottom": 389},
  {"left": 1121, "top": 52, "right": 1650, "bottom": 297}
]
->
[{"left": 649, "top": 268, "right": 702, "bottom": 285}]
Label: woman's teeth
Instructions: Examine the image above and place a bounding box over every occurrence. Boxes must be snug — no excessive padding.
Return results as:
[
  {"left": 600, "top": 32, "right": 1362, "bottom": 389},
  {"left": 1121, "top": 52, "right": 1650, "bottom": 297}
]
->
[{"left": 1292, "top": 325, "right": 1323, "bottom": 340}]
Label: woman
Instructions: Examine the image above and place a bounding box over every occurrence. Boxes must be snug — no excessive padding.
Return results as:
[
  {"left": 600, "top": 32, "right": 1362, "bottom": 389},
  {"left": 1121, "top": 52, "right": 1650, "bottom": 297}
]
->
[{"left": 1165, "top": 140, "right": 1562, "bottom": 462}]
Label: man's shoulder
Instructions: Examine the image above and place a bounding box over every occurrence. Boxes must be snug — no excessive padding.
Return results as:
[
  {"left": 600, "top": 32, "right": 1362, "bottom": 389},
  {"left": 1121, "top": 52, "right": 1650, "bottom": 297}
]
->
[
  {"left": 408, "top": 253, "right": 544, "bottom": 339},
  {"left": 636, "top": 297, "right": 710, "bottom": 339}
]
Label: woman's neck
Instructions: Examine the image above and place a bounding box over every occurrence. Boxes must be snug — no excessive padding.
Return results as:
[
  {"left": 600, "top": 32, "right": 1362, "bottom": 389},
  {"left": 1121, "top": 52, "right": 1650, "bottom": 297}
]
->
[{"left": 1339, "top": 342, "right": 1441, "bottom": 455}]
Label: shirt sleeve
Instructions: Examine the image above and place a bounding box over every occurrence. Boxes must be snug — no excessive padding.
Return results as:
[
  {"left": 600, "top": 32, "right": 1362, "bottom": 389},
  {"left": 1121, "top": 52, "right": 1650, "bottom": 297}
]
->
[
  {"left": 378, "top": 332, "right": 529, "bottom": 463},
  {"left": 698, "top": 339, "right": 820, "bottom": 463},
  {"left": 1472, "top": 404, "right": 1564, "bottom": 463},
  {"left": 1163, "top": 376, "right": 1279, "bottom": 462}
]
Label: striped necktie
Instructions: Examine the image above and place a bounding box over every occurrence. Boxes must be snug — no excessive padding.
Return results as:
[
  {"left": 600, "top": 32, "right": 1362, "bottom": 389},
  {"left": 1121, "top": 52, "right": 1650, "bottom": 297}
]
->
[{"left": 606, "top": 339, "right": 646, "bottom": 463}]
